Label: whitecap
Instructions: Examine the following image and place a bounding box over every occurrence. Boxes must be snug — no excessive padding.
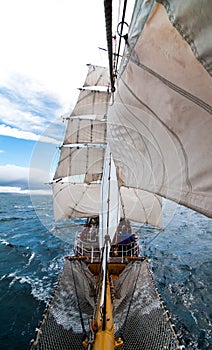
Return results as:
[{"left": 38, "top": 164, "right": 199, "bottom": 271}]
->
[
  {"left": 0, "top": 239, "right": 12, "bottom": 246},
  {"left": 0, "top": 274, "right": 7, "bottom": 281},
  {"left": 27, "top": 252, "right": 35, "bottom": 265},
  {"left": 7, "top": 272, "right": 53, "bottom": 304}
]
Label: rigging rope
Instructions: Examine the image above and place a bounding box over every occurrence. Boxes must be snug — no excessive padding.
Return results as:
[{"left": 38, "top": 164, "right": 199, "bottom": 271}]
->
[
  {"left": 115, "top": 0, "right": 128, "bottom": 74},
  {"left": 119, "top": 262, "right": 142, "bottom": 339},
  {"left": 132, "top": 224, "right": 163, "bottom": 251},
  {"left": 70, "top": 262, "right": 87, "bottom": 337},
  {"left": 119, "top": 187, "right": 126, "bottom": 219},
  {"left": 145, "top": 229, "right": 163, "bottom": 246}
]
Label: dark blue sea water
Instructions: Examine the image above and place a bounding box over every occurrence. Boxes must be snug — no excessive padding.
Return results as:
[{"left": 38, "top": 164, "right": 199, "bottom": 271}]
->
[{"left": 0, "top": 193, "right": 211, "bottom": 349}]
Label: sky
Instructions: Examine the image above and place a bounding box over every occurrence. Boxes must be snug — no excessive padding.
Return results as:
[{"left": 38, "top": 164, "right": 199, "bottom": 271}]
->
[{"left": 0, "top": 0, "right": 110, "bottom": 194}]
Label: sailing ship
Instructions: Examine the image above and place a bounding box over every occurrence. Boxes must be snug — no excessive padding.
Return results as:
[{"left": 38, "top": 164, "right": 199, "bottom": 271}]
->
[{"left": 30, "top": 0, "right": 211, "bottom": 349}]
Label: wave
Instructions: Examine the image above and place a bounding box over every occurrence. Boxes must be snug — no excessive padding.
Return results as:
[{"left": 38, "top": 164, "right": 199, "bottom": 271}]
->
[
  {"left": 27, "top": 252, "right": 35, "bottom": 265},
  {"left": 0, "top": 238, "right": 30, "bottom": 250},
  {"left": 0, "top": 217, "right": 23, "bottom": 222},
  {"left": 6, "top": 273, "right": 52, "bottom": 302},
  {"left": 0, "top": 216, "right": 37, "bottom": 222},
  {"left": 5, "top": 263, "right": 62, "bottom": 305},
  {"left": 0, "top": 239, "right": 15, "bottom": 247}
]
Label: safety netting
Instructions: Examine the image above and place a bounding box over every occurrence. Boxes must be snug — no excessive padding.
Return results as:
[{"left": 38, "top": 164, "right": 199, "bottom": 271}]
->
[{"left": 29, "top": 259, "right": 182, "bottom": 350}]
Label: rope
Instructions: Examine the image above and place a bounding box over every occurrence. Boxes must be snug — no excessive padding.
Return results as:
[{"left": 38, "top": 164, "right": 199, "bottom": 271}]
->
[
  {"left": 119, "top": 187, "right": 126, "bottom": 220},
  {"left": 119, "top": 262, "right": 142, "bottom": 339},
  {"left": 132, "top": 224, "right": 163, "bottom": 250},
  {"left": 142, "top": 229, "right": 163, "bottom": 250},
  {"left": 93, "top": 248, "right": 104, "bottom": 320},
  {"left": 71, "top": 262, "right": 87, "bottom": 336},
  {"left": 115, "top": 0, "right": 128, "bottom": 74}
]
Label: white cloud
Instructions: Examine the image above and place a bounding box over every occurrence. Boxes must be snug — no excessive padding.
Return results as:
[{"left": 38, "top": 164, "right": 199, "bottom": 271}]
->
[
  {"left": 0, "top": 186, "right": 51, "bottom": 195},
  {"left": 0, "top": 186, "right": 23, "bottom": 193},
  {"left": 0, "top": 164, "right": 28, "bottom": 182},
  {"left": 0, "top": 164, "right": 53, "bottom": 191},
  {"left": 0, "top": 124, "right": 59, "bottom": 144},
  {"left": 0, "top": 1, "right": 108, "bottom": 146},
  {"left": 0, "top": 92, "right": 45, "bottom": 132},
  {"left": 0, "top": 150, "right": 4, "bottom": 153},
  {"left": 0, "top": 0, "right": 108, "bottom": 110},
  {"left": 0, "top": 74, "right": 64, "bottom": 133}
]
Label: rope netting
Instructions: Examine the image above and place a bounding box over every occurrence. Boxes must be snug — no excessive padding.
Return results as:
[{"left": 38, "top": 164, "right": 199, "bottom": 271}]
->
[
  {"left": 113, "top": 261, "right": 181, "bottom": 349},
  {"left": 30, "top": 259, "right": 182, "bottom": 350}
]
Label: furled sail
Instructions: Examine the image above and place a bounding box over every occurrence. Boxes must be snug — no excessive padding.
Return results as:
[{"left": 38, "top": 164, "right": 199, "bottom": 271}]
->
[{"left": 108, "top": 0, "right": 212, "bottom": 218}]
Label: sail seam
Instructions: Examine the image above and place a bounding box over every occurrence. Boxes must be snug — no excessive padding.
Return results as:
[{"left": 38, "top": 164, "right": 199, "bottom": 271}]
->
[
  {"left": 119, "top": 75, "right": 192, "bottom": 192},
  {"left": 130, "top": 50, "right": 212, "bottom": 114},
  {"left": 115, "top": 87, "right": 166, "bottom": 191}
]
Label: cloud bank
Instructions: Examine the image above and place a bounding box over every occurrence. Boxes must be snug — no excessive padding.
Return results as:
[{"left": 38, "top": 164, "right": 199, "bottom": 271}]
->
[
  {"left": 0, "top": 164, "right": 52, "bottom": 193},
  {"left": 0, "top": 124, "right": 59, "bottom": 145},
  {"left": 0, "top": 75, "right": 65, "bottom": 143}
]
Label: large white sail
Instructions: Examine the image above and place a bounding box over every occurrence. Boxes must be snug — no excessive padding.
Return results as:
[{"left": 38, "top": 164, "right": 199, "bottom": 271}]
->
[
  {"left": 83, "top": 64, "right": 110, "bottom": 88},
  {"left": 52, "top": 182, "right": 100, "bottom": 221},
  {"left": 108, "top": 0, "right": 212, "bottom": 218},
  {"left": 120, "top": 187, "right": 162, "bottom": 228},
  {"left": 64, "top": 118, "right": 107, "bottom": 145},
  {"left": 70, "top": 89, "right": 110, "bottom": 118},
  {"left": 53, "top": 146, "right": 105, "bottom": 181},
  {"left": 52, "top": 63, "right": 162, "bottom": 228}
]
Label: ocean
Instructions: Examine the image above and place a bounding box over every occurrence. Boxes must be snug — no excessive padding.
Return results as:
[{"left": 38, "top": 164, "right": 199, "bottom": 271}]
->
[{"left": 0, "top": 193, "right": 211, "bottom": 349}]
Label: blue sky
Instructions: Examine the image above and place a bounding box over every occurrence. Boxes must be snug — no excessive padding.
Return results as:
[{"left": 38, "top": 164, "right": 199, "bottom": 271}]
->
[
  {"left": 0, "top": 0, "right": 108, "bottom": 194},
  {"left": 0, "top": 136, "right": 34, "bottom": 167}
]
